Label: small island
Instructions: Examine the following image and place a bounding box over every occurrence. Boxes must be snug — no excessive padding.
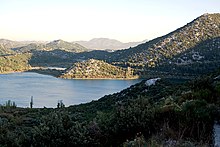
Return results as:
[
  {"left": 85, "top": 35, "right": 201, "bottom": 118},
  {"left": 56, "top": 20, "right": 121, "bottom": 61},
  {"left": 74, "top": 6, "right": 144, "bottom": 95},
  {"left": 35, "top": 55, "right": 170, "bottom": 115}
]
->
[{"left": 59, "top": 59, "right": 139, "bottom": 79}]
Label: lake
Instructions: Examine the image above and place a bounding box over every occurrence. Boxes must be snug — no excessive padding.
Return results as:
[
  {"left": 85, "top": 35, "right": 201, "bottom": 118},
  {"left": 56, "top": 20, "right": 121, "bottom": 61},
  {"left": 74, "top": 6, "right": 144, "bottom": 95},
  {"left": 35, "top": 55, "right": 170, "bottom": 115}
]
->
[{"left": 0, "top": 72, "right": 141, "bottom": 108}]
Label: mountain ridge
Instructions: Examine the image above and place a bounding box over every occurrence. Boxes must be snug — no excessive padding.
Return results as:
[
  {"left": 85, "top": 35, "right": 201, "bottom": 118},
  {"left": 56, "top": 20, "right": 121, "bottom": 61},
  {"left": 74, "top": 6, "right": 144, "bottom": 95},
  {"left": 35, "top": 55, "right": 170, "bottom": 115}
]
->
[
  {"left": 107, "top": 13, "right": 220, "bottom": 68},
  {"left": 74, "top": 38, "right": 147, "bottom": 50},
  {"left": 0, "top": 13, "right": 220, "bottom": 78},
  {"left": 12, "top": 39, "right": 88, "bottom": 53}
]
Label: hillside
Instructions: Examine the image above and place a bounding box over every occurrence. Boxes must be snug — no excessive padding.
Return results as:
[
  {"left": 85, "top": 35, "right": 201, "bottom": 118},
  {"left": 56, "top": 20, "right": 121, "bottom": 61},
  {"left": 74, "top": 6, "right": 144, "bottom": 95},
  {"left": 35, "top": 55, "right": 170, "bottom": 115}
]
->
[
  {"left": 60, "top": 59, "right": 138, "bottom": 79},
  {"left": 0, "top": 44, "right": 14, "bottom": 55},
  {"left": 45, "top": 39, "right": 87, "bottom": 52},
  {"left": 13, "top": 39, "right": 88, "bottom": 53},
  {"left": 0, "top": 39, "right": 45, "bottom": 55},
  {"left": 1, "top": 13, "right": 220, "bottom": 147},
  {"left": 108, "top": 13, "right": 220, "bottom": 68},
  {"left": 0, "top": 53, "right": 31, "bottom": 73},
  {"left": 0, "top": 70, "right": 220, "bottom": 146},
  {"left": 13, "top": 43, "right": 45, "bottom": 53},
  {"left": 75, "top": 38, "right": 147, "bottom": 50},
  {"left": 0, "top": 13, "right": 219, "bottom": 79},
  {"left": 150, "top": 36, "right": 220, "bottom": 77},
  {"left": 0, "top": 39, "right": 26, "bottom": 49}
]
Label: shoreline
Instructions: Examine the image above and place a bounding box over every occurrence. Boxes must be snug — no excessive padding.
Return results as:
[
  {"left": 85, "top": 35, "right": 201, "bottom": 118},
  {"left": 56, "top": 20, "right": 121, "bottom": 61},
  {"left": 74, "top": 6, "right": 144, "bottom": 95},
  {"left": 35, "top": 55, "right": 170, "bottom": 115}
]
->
[
  {"left": 60, "top": 76, "right": 140, "bottom": 80},
  {"left": 0, "top": 69, "right": 141, "bottom": 80}
]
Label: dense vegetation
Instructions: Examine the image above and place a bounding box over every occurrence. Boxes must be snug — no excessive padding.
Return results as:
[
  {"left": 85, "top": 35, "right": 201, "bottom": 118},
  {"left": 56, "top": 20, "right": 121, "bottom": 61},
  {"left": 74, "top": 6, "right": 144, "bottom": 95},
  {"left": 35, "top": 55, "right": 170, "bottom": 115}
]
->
[
  {"left": 107, "top": 13, "right": 220, "bottom": 68},
  {"left": 0, "top": 71, "right": 220, "bottom": 146},
  {"left": 141, "top": 37, "right": 220, "bottom": 78},
  {"left": 60, "top": 59, "right": 138, "bottom": 79},
  {"left": 0, "top": 53, "right": 31, "bottom": 73},
  {"left": 0, "top": 13, "right": 220, "bottom": 146},
  {"left": 0, "top": 14, "right": 219, "bottom": 79},
  {"left": 13, "top": 39, "right": 88, "bottom": 53},
  {"left": 0, "top": 44, "right": 14, "bottom": 56}
]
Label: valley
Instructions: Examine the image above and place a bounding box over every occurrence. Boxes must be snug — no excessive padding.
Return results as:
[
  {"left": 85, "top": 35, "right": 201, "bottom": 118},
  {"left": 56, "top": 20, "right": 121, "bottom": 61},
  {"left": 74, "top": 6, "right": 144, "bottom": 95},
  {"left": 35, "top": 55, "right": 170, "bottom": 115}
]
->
[
  {"left": 1, "top": 13, "right": 219, "bottom": 80},
  {"left": 0, "top": 13, "right": 220, "bottom": 146}
]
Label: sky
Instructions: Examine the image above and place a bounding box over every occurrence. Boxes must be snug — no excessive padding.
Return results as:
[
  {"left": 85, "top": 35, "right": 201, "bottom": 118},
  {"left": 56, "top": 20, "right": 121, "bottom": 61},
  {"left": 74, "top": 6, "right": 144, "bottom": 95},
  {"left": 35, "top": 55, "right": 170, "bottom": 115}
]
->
[{"left": 0, "top": 0, "right": 219, "bottom": 42}]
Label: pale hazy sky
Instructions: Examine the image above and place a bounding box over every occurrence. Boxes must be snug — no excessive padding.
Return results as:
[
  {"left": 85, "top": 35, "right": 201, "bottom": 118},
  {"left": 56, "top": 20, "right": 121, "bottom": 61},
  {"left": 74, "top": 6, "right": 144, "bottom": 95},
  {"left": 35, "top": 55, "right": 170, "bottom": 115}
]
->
[{"left": 0, "top": 0, "right": 219, "bottom": 42}]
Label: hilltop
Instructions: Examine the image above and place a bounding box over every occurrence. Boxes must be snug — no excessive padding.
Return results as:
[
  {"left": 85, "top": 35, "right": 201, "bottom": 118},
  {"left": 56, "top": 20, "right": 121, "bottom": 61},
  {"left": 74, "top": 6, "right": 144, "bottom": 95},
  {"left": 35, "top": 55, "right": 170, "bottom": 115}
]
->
[
  {"left": 0, "top": 39, "right": 26, "bottom": 49},
  {"left": 45, "top": 39, "right": 87, "bottom": 52},
  {"left": 0, "top": 13, "right": 220, "bottom": 79},
  {"left": 108, "top": 13, "right": 220, "bottom": 66},
  {"left": 13, "top": 39, "right": 88, "bottom": 53},
  {"left": 60, "top": 59, "right": 138, "bottom": 79}
]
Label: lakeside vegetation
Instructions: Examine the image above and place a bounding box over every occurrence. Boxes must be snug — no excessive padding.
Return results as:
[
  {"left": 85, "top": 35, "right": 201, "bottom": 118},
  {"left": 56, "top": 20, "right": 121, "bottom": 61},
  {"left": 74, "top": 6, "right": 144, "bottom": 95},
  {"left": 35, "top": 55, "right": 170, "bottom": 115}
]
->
[
  {"left": 0, "top": 14, "right": 219, "bottom": 79},
  {"left": 60, "top": 59, "right": 138, "bottom": 79},
  {"left": 0, "top": 53, "right": 31, "bottom": 73},
  {"left": 0, "top": 70, "right": 220, "bottom": 146},
  {"left": 0, "top": 13, "right": 219, "bottom": 146}
]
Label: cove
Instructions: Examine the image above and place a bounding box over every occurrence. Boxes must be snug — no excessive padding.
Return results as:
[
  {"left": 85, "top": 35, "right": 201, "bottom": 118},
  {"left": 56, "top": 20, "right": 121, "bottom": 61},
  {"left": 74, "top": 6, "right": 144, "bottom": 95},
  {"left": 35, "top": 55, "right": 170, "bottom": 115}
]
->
[{"left": 0, "top": 72, "right": 141, "bottom": 108}]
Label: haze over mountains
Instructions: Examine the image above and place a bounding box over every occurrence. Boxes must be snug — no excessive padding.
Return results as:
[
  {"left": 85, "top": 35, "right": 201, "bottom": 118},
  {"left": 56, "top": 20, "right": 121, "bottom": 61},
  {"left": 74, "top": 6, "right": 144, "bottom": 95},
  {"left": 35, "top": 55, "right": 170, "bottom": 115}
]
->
[
  {"left": 12, "top": 39, "right": 87, "bottom": 53},
  {"left": 0, "top": 38, "right": 147, "bottom": 53},
  {"left": 74, "top": 38, "right": 147, "bottom": 50},
  {"left": 0, "top": 13, "right": 219, "bottom": 78},
  {"left": 1, "top": 12, "right": 220, "bottom": 146}
]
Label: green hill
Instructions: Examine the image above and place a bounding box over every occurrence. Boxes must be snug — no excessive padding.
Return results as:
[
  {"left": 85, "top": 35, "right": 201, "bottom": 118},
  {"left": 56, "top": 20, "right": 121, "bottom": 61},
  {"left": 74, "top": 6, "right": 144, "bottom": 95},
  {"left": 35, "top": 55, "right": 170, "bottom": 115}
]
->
[
  {"left": 0, "top": 44, "right": 14, "bottom": 55},
  {"left": 149, "top": 37, "right": 220, "bottom": 77},
  {"left": 13, "top": 39, "right": 88, "bottom": 53},
  {"left": 0, "top": 13, "right": 220, "bottom": 78},
  {"left": 0, "top": 53, "right": 31, "bottom": 73},
  {"left": 0, "top": 70, "right": 220, "bottom": 146},
  {"left": 108, "top": 13, "right": 220, "bottom": 68},
  {"left": 60, "top": 59, "right": 138, "bottom": 79},
  {"left": 45, "top": 39, "right": 88, "bottom": 52}
]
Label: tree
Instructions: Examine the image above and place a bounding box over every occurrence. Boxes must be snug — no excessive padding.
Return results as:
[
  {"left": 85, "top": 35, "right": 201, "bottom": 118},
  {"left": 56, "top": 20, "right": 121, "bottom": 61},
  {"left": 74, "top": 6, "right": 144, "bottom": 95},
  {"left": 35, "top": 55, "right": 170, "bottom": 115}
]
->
[
  {"left": 30, "top": 96, "right": 33, "bottom": 108},
  {"left": 57, "top": 100, "right": 65, "bottom": 108}
]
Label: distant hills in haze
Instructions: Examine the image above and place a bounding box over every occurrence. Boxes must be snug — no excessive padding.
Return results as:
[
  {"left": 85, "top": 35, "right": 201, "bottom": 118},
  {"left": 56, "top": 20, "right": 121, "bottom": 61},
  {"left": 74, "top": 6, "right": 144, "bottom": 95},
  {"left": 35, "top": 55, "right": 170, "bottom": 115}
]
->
[
  {"left": 74, "top": 38, "right": 148, "bottom": 50},
  {"left": 1, "top": 13, "right": 220, "bottom": 147},
  {"left": 0, "top": 38, "right": 147, "bottom": 53},
  {"left": 1, "top": 39, "right": 88, "bottom": 53},
  {"left": 0, "top": 13, "right": 220, "bottom": 78}
]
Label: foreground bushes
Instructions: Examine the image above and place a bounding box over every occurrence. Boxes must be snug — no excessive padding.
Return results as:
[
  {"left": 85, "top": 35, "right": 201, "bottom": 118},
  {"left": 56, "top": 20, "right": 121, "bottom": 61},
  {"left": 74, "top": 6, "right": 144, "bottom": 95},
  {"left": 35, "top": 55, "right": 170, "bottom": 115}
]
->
[{"left": 0, "top": 76, "right": 219, "bottom": 146}]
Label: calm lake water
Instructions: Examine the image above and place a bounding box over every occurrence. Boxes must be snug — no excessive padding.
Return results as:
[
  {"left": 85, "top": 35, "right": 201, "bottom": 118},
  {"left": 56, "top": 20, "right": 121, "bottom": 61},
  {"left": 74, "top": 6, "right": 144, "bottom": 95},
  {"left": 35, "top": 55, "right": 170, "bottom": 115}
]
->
[{"left": 0, "top": 72, "right": 141, "bottom": 108}]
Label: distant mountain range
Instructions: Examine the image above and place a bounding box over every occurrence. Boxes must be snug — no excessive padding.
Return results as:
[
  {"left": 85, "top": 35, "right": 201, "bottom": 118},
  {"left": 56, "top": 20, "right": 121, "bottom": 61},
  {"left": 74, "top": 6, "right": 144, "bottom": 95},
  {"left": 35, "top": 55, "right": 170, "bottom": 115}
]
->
[
  {"left": 0, "top": 39, "right": 47, "bottom": 49},
  {"left": 0, "top": 13, "right": 220, "bottom": 78},
  {"left": 74, "top": 38, "right": 147, "bottom": 50},
  {"left": 0, "top": 38, "right": 146, "bottom": 54},
  {"left": 0, "top": 39, "right": 47, "bottom": 55}
]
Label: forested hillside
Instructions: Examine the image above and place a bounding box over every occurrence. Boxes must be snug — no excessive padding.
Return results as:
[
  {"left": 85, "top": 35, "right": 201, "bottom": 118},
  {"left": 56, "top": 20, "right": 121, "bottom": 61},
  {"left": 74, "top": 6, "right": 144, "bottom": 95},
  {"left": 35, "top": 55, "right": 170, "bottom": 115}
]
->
[
  {"left": 150, "top": 37, "right": 220, "bottom": 76},
  {"left": 0, "top": 54, "right": 31, "bottom": 73},
  {"left": 60, "top": 59, "right": 138, "bottom": 79},
  {"left": 0, "top": 13, "right": 220, "bottom": 78},
  {"left": 108, "top": 13, "right": 220, "bottom": 68},
  {"left": 0, "top": 13, "right": 220, "bottom": 146},
  {"left": 13, "top": 39, "right": 88, "bottom": 53},
  {"left": 0, "top": 70, "right": 220, "bottom": 146}
]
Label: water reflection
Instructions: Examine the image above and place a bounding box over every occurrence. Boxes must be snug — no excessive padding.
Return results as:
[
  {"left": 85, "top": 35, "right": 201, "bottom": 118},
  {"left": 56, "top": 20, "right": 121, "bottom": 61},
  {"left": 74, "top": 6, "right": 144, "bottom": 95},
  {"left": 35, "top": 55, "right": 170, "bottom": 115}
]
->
[{"left": 0, "top": 72, "right": 141, "bottom": 108}]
